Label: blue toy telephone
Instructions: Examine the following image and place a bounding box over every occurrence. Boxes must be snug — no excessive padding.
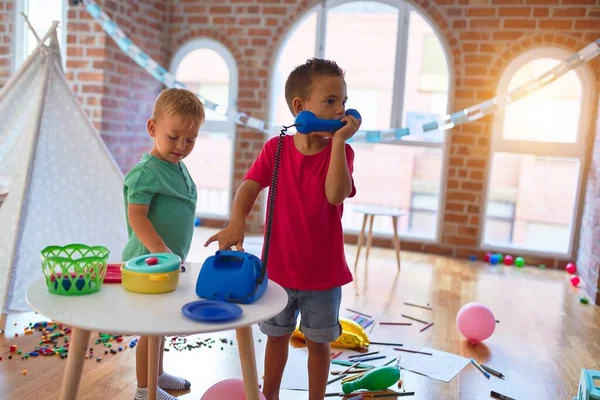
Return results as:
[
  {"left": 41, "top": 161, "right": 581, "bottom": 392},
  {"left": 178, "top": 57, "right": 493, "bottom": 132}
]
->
[
  {"left": 196, "top": 250, "right": 266, "bottom": 304},
  {"left": 294, "top": 109, "right": 361, "bottom": 134},
  {"left": 196, "top": 109, "right": 362, "bottom": 305}
]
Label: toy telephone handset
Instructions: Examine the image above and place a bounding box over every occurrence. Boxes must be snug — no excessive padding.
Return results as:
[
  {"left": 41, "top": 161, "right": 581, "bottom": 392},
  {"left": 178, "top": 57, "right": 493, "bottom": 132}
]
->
[{"left": 294, "top": 109, "right": 361, "bottom": 134}]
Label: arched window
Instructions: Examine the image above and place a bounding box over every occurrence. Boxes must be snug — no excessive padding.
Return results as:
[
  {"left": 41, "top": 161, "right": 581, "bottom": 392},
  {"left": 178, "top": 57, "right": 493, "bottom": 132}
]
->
[
  {"left": 269, "top": 0, "right": 450, "bottom": 240},
  {"left": 482, "top": 48, "right": 594, "bottom": 255},
  {"left": 15, "top": 0, "right": 67, "bottom": 69},
  {"left": 170, "top": 38, "right": 238, "bottom": 218}
]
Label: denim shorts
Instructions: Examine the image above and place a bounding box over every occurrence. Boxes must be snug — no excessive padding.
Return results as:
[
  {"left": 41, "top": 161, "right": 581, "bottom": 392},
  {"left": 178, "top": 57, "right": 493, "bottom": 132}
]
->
[{"left": 259, "top": 286, "right": 342, "bottom": 344}]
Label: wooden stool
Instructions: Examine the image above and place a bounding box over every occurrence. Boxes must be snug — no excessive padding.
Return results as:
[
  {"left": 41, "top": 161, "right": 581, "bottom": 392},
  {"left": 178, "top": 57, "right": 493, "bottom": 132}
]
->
[{"left": 352, "top": 205, "right": 405, "bottom": 272}]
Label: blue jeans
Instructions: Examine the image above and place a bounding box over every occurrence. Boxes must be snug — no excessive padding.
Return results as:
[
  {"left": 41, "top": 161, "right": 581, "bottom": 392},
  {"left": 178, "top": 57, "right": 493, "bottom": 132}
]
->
[{"left": 259, "top": 286, "right": 342, "bottom": 344}]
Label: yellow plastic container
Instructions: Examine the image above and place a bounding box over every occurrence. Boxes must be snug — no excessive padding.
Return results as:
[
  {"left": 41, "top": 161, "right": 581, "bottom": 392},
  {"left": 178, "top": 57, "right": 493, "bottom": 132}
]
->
[{"left": 121, "top": 253, "right": 181, "bottom": 294}]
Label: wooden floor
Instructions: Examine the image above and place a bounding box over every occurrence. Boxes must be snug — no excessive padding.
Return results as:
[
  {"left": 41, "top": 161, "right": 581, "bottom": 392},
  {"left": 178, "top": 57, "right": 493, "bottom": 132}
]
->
[{"left": 1, "top": 227, "right": 599, "bottom": 400}]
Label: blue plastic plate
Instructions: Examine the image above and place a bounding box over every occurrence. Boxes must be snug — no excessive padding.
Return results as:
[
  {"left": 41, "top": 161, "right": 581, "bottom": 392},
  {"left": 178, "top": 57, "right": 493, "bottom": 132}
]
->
[{"left": 181, "top": 300, "right": 243, "bottom": 323}]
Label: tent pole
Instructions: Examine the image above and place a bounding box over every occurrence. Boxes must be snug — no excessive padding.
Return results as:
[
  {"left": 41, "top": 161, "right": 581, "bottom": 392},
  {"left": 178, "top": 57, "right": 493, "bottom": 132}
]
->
[
  {"left": 20, "top": 12, "right": 42, "bottom": 44},
  {"left": 0, "top": 21, "right": 58, "bottom": 104}
]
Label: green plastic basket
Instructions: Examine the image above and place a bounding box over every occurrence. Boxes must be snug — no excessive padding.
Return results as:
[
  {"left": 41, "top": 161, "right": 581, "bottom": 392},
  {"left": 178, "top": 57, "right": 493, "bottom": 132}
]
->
[{"left": 41, "top": 244, "right": 110, "bottom": 296}]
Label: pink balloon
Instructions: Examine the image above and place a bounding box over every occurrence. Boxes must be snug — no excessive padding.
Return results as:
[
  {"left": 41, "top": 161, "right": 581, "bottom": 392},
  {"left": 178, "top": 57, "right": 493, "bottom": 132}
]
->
[
  {"left": 201, "top": 379, "right": 266, "bottom": 400},
  {"left": 456, "top": 302, "right": 496, "bottom": 344}
]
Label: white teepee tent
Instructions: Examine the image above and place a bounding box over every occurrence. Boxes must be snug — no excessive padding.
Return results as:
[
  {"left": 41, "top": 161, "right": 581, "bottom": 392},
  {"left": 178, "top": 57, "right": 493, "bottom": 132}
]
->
[{"left": 0, "top": 23, "right": 127, "bottom": 329}]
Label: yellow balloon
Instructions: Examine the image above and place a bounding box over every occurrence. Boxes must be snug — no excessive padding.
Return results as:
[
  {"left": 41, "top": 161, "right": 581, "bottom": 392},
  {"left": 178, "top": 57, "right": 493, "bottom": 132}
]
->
[{"left": 291, "top": 318, "right": 370, "bottom": 349}]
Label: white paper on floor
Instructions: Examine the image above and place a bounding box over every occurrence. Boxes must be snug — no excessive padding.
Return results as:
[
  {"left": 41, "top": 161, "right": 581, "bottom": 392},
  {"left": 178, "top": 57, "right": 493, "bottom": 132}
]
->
[{"left": 399, "top": 347, "right": 469, "bottom": 382}]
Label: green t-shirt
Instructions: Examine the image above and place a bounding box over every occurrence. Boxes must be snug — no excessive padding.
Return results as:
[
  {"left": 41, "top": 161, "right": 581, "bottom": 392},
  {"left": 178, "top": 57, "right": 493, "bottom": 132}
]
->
[{"left": 122, "top": 153, "right": 197, "bottom": 262}]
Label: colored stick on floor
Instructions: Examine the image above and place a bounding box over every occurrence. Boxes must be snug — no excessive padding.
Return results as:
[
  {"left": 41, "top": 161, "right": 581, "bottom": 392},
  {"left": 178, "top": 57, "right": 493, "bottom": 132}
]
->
[
  {"left": 393, "top": 348, "right": 433, "bottom": 356},
  {"left": 420, "top": 322, "right": 434, "bottom": 332},
  {"left": 401, "top": 314, "right": 429, "bottom": 324},
  {"left": 403, "top": 302, "right": 433, "bottom": 310}
]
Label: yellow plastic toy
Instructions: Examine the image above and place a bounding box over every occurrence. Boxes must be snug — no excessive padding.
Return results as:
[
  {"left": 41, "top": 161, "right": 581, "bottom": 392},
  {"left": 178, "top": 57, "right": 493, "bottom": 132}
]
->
[
  {"left": 292, "top": 318, "right": 370, "bottom": 349},
  {"left": 121, "top": 253, "right": 181, "bottom": 294}
]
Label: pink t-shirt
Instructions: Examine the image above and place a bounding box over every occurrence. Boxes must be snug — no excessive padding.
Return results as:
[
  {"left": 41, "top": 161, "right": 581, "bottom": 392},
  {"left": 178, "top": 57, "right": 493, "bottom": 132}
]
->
[{"left": 244, "top": 135, "right": 356, "bottom": 290}]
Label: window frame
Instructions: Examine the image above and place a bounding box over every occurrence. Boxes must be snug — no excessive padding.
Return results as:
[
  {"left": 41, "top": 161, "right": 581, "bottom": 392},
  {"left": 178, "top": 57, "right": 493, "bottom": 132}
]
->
[
  {"left": 481, "top": 46, "right": 595, "bottom": 258},
  {"left": 169, "top": 38, "right": 239, "bottom": 220},
  {"left": 169, "top": 38, "right": 239, "bottom": 135},
  {"left": 409, "top": 192, "right": 438, "bottom": 233},
  {"left": 267, "top": 0, "right": 453, "bottom": 242},
  {"left": 13, "top": 0, "right": 68, "bottom": 71},
  {"left": 484, "top": 200, "right": 516, "bottom": 245}
]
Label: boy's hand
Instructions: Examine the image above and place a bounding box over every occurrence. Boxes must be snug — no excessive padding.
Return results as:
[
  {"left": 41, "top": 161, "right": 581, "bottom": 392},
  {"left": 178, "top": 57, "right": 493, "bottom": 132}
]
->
[
  {"left": 333, "top": 115, "right": 361, "bottom": 142},
  {"left": 204, "top": 223, "right": 245, "bottom": 251}
]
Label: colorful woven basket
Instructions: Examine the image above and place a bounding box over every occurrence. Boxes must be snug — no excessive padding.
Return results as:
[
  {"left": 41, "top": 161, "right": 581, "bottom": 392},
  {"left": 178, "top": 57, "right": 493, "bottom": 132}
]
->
[{"left": 41, "top": 244, "right": 110, "bottom": 296}]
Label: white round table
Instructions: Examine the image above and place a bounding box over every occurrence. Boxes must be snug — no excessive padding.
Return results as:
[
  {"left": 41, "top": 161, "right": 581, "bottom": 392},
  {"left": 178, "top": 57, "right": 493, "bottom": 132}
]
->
[{"left": 26, "top": 261, "right": 288, "bottom": 400}]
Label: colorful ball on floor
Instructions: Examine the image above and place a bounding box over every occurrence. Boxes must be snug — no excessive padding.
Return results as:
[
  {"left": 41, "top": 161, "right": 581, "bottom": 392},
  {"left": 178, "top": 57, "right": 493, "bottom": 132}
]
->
[
  {"left": 566, "top": 262, "right": 577, "bottom": 274},
  {"left": 489, "top": 254, "right": 499, "bottom": 265},
  {"left": 456, "top": 302, "right": 496, "bottom": 345},
  {"left": 484, "top": 252, "right": 492, "bottom": 262},
  {"left": 515, "top": 257, "right": 525, "bottom": 267},
  {"left": 503, "top": 255, "right": 514, "bottom": 266},
  {"left": 571, "top": 276, "right": 580, "bottom": 287},
  {"left": 495, "top": 254, "right": 504, "bottom": 263},
  {"left": 201, "top": 379, "right": 266, "bottom": 400}
]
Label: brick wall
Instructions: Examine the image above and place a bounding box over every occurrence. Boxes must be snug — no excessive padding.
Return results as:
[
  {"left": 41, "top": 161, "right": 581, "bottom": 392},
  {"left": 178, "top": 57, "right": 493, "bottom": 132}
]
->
[
  {"left": 578, "top": 96, "right": 600, "bottom": 304},
  {"left": 0, "top": 0, "right": 13, "bottom": 87},
  {"left": 67, "top": 0, "right": 169, "bottom": 173}
]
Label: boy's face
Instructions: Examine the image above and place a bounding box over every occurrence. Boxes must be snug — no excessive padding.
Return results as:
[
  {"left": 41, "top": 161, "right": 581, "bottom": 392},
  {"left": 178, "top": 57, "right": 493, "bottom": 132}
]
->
[
  {"left": 294, "top": 76, "right": 347, "bottom": 122},
  {"left": 147, "top": 114, "right": 198, "bottom": 164}
]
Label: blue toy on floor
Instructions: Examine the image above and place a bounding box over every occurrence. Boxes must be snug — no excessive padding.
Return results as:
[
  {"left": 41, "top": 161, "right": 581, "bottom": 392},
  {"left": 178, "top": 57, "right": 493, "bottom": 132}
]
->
[{"left": 575, "top": 369, "right": 600, "bottom": 400}]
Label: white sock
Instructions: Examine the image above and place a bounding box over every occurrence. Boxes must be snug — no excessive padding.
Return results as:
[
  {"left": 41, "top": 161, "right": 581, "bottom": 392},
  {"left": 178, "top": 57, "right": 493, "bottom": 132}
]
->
[
  {"left": 157, "top": 371, "right": 191, "bottom": 390},
  {"left": 134, "top": 386, "right": 179, "bottom": 400}
]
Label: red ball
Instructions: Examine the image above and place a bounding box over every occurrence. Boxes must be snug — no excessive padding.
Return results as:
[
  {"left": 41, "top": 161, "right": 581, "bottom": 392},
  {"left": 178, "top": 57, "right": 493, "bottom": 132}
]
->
[
  {"left": 145, "top": 257, "right": 159, "bottom": 266},
  {"left": 504, "top": 255, "right": 514, "bottom": 265},
  {"left": 570, "top": 276, "right": 580, "bottom": 287},
  {"left": 484, "top": 252, "right": 492, "bottom": 262},
  {"left": 566, "top": 262, "right": 576, "bottom": 275}
]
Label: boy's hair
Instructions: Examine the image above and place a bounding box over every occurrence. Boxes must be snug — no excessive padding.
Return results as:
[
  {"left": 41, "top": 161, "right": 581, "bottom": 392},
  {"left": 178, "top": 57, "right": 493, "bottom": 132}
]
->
[
  {"left": 151, "top": 88, "right": 205, "bottom": 131},
  {"left": 284, "top": 58, "right": 345, "bottom": 114}
]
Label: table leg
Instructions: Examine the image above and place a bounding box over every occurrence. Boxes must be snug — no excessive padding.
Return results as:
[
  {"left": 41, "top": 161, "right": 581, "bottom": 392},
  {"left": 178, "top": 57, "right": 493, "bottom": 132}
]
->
[
  {"left": 59, "top": 327, "right": 91, "bottom": 400},
  {"left": 147, "top": 336, "right": 161, "bottom": 400},
  {"left": 391, "top": 216, "right": 401, "bottom": 271},
  {"left": 236, "top": 326, "right": 260, "bottom": 400},
  {"left": 364, "top": 214, "right": 375, "bottom": 263},
  {"left": 354, "top": 214, "right": 369, "bottom": 272}
]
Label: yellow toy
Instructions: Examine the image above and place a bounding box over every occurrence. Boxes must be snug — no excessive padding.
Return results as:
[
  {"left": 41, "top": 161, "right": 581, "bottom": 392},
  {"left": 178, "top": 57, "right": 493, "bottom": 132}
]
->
[
  {"left": 292, "top": 318, "right": 370, "bottom": 349},
  {"left": 121, "top": 253, "right": 181, "bottom": 294}
]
